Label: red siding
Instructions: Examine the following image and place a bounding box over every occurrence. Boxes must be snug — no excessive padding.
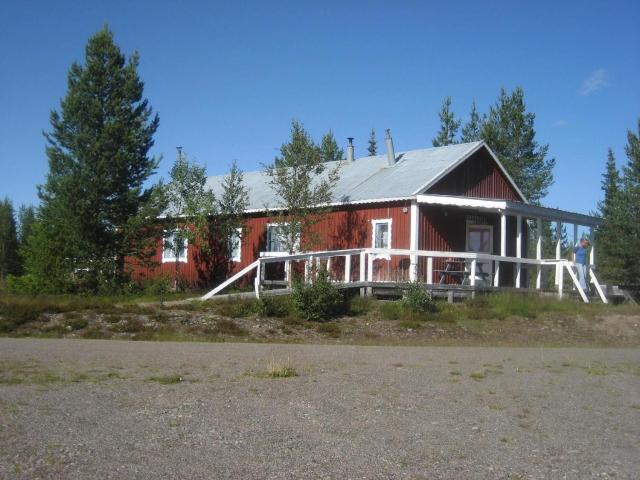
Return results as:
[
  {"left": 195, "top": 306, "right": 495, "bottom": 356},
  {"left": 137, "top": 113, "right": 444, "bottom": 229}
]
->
[
  {"left": 427, "top": 148, "right": 523, "bottom": 201},
  {"left": 130, "top": 201, "right": 412, "bottom": 288}
]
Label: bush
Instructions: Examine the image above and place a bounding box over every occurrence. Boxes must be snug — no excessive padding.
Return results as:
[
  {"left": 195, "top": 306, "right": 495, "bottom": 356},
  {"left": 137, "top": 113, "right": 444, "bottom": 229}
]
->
[
  {"left": 5, "top": 274, "right": 42, "bottom": 295},
  {"left": 257, "top": 296, "right": 292, "bottom": 317},
  {"left": 291, "top": 270, "right": 347, "bottom": 322},
  {"left": 401, "top": 282, "right": 437, "bottom": 314},
  {"left": 142, "top": 275, "right": 172, "bottom": 297}
]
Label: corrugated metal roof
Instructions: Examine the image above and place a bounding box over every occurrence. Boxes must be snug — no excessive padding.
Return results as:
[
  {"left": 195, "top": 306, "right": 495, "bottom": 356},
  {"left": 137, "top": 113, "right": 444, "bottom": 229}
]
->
[{"left": 205, "top": 141, "right": 485, "bottom": 211}]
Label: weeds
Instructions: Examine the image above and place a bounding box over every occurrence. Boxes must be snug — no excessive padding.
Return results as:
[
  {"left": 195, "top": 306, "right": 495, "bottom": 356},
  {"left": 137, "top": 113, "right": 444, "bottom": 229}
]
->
[
  {"left": 259, "top": 358, "right": 298, "bottom": 378},
  {"left": 146, "top": 374, "right": 183, "bottom": 384},
  {"left": 316, "top": 322, "right": 342, "bottom": 338}
]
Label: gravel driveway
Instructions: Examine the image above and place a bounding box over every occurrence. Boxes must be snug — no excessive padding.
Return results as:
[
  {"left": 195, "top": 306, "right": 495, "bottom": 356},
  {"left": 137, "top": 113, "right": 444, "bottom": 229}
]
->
[{"left": 1, "top": 338, "right": 638, "bottom": 479}]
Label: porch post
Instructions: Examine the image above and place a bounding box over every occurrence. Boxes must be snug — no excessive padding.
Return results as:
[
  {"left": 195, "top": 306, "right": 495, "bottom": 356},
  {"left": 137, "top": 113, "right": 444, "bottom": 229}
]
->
[
  {"left": 409, "top": 201, "right": 419, "bottom": 282},
  {"left": 589, "top": 227, "right": 595, "bottom": 265},
  {"left": 359, "top": 251, "right": 366, "bottom": 297},
  {"left": 344, "top": 255, "right": 351, "bottom": 283},
  {"left": 573, "top": 223, "right": 579, "bottom": 253},
  {"left": 555, "top": 221, "right": 562, "bottom": 286},
  {"left": 494, "top": 212, "right": 506, "bottom": 287},
  {"left": 536, "top": 218, "right": 542, "bottom": 289},
  {"left": 516, "top": 215, "right": 522, "bottom": 288},
  {"left": 426, "top": 257, "right": 433, "bottom": 285}
]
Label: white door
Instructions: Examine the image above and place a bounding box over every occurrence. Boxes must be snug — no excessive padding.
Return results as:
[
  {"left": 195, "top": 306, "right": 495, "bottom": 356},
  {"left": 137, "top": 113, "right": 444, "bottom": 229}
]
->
[{"left": 467, "top": 224, "right": 493, "bottom": 285}]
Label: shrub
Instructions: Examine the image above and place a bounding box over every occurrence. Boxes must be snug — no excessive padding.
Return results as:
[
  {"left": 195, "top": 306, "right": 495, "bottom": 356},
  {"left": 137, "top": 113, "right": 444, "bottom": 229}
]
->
[
  {"left": 348, "top": 296, "right": 374, "bottom": 316},
  {"left": 64, "top": 316, "right": 89, "bottom": 330},
  {"left": 379, "top": 301, "right": 403, "bottom": 320},
  {"left": 401, "top": 282, "right": 437, "bottom": 314},
  {"left": 291, "top": 270, "right": 347, "bottom": 322},
  {"left": 142, "top": 275, "right": 172, "bottom": 297},
  {"left": 316, "top": 322, "right": 342, "bottom": 337},
  {"left": 256, "top": 296, "right": 292, "bottom": 317},
  {"left": 5, "top": 274, "right": 42, "bottom": 295}
]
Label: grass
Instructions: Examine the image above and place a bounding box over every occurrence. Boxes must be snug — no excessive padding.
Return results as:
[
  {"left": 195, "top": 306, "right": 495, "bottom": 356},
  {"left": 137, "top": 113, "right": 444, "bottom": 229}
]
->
[
  {"left": 256, "top": 358, "right": 298, "bottom": 378},
  {"left": 146, "top": 373, "right": 183, "bottom": 384},
  {"left": 316, "top": 322, "right": 342, "bottom": 337}
]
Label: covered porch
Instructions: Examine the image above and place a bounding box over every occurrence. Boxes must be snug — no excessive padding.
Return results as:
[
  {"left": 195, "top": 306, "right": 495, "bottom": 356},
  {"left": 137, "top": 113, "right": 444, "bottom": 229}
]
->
[{"left": 202, "top": 195, "right": 606, "bottom": 304}]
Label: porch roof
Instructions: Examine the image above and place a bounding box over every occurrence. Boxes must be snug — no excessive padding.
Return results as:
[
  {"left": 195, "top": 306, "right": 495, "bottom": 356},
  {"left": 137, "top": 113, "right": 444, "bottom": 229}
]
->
[{"left": 416, "top": 194, "right": 601, "bottom": 227}]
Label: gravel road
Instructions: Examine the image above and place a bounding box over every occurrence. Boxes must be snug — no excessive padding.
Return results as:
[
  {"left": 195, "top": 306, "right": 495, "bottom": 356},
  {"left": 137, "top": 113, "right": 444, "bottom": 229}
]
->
[{"left": 1, "top": 338, "right": 638, "bottom": 479}]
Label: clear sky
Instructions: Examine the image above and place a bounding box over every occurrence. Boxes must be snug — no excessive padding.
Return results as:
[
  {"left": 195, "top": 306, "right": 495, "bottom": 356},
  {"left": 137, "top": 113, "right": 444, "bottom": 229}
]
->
[{"left": 1, "top": 0, "right": 638, "bottom": 215}]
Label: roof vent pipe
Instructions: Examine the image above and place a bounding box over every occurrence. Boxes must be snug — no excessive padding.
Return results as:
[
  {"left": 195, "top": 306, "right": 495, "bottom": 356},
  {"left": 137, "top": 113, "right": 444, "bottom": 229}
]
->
[
  {"left": 347, "top": 137, "right": 354, "bottom": 162},
  {"left": 385, "top": 129, "right": 396, "bottom": 166}
]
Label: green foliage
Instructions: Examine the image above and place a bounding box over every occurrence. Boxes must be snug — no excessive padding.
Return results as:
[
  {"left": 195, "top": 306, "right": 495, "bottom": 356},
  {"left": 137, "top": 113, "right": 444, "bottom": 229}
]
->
[
  {"left": 480, "top": 87, "right": 555, "bottom": 203},
  {"left": 347, "top": 296, "right": 375, "bottom": 316},
  {"left": 141, "top": 275, "right": 172, "bottom": 297},
  {"left": 291, "top": 270, "right": 347, "bottom": 321},
  {"left": 256, "top": 295, "right": 293, "bottom": 317},
  {"left": 367, "top": 128, "right": 378, "bottom": 156},
  {"left": 0, "top": 198, "right": 20, "bottom": 281},
  {"left": 460, "top": 100, "right": 483, "bottom": 143},
  {"left": 598, "top": 119, "right": 640, "bottom": 285},
  {"left": 319, "top": 129, "right": 344, "bottom": 163},
  {"left": 401, "top": 283, "right": 437, "bottom": 314},
  {"left": 25, "top": 27, "right": 161, "bottom": 292},
  {"left": 432, "top": 97, "right": 460, "bottom": 147},
  {"left": 64, "top": 316, "right": 89, "bottom": 330},
  {"left": 263, "top": 120, "right": 341, "bottom": 252}
]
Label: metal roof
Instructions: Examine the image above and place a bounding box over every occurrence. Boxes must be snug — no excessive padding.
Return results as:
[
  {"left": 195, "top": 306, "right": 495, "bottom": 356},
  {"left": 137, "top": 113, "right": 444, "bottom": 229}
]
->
[{"left": 206, "top": 141, "right": 507, "bottom": 211}]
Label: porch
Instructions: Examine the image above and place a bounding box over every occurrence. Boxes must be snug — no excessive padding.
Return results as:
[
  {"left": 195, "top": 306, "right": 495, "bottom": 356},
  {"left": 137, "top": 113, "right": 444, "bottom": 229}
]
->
[{"left": 202, "top": 195, "right": 606, "bottom": 304}]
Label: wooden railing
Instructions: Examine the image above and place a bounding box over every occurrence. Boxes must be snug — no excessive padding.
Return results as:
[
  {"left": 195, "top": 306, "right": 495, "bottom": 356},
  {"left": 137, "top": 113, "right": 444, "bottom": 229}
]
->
[{"left": 201, "top": 248, "right": 607, "bottom": 304}]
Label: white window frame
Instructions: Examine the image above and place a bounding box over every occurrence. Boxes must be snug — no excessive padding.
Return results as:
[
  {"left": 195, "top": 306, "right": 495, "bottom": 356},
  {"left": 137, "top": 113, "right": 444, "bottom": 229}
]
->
[
  {"left": 266, "top": 223, "right": 299, "bottom": 253},
  {"left": 162, "top": 230, "right": 188, "bottom": 264},
  {"left": 229, "top": 228, "right": 242, "bottom": 262},
  {"left": 371, "top": 218, "right": 392, "bottom": 249}
]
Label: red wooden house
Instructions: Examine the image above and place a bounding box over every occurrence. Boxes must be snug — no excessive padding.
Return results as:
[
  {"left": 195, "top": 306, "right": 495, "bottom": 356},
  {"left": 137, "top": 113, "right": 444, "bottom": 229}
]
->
[{"left": 131, "top": 132, "right": 604, "bottom": 302}]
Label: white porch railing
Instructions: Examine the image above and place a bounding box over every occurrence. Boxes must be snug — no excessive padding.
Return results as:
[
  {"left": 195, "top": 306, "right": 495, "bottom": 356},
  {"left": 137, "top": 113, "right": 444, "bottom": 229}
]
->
[{"left": 200, "top": 248, "right": 608, "bottom": 304}]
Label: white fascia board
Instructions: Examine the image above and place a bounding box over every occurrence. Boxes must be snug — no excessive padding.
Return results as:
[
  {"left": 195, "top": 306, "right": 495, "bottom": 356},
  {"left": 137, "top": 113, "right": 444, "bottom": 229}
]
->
[
  {"left": 417, "top": 194, "right": 601, "bottom": 227},
  {"left": 244, "top": 196, "right": 414, "bottom": 214},
  {"left": 416, "top": 194, "right": 507, "bottom": 211}
]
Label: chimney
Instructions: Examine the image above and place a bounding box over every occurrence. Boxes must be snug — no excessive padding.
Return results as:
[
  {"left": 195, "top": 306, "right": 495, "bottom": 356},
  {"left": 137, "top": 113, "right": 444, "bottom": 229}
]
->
[
  {"left": 347, "top": 137, "right": 354, "bottom": 162},
  {"left": 385, "top": 129, "right": 396, "bottom": 166}
]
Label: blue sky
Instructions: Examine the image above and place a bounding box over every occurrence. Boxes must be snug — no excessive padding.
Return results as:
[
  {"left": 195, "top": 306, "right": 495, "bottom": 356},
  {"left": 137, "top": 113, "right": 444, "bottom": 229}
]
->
[{"left": 1, "top": 0, "right": 638, "bottom": 215}]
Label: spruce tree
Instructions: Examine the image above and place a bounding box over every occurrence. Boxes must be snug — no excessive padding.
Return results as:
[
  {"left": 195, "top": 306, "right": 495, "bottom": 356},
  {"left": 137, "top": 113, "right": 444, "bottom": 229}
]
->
[
  {"left": 432, "top": 97, "right": 460, "bottom": 147},
  {"left": 597, "top": 149, "right": 626, "bottom": 283},
  {"left": 367, "top": 128, "right": 378, "bottom": 156},
  {"left": 480, "top": 87, "right": 555, "bottom": 204},
  {"left": 0, "top": 198, "right": 20, "bottom": 281},
  {"left": 461, "top": 101, "right": 483, "bottom": 143},
  {"left": 620, "top": 119, "right": 640, "bottom": 283},
  {"left": 17, "top": 205, "right": 36, "bottom": 248},
  {"left": 27, "top": 27, "right": 160, "bottom": 291},
  {"left": 319, "top": 130, "right": 344, "bottom": 163}
]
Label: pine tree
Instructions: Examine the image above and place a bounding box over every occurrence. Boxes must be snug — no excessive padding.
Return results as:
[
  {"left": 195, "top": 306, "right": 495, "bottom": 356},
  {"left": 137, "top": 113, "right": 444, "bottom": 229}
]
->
[
  {"left": 432, "top": 97, "right": 460, "bottom": 147},
  {"left": 319, "top": 130, "right": 344, "bottom": 163},
  {"left": 480, "top": 87, "right": 555, "bottom": 204},
  {"left": 620, "top": 119, "right": 640, "bottom": 283},
  {"left": 461, "top": 101, "right": 483, "bottom": 143},
  {"left": 264, "top": 120, "right": 341, "bottom": 253},
  {"left": 367, "top": 128, "right": 378, "bottom": 156},
  {"left": 17, "top": 205, "right": 36, "bottom": 248},
  {"left": 0, "top": 198, "right": 20, "bottom": 281},
  {"left": 26, "top": 27, "right": 160, "bottom": 291},
  {"left": 597, "top": 149, "right": 626, "bottom": 283}
]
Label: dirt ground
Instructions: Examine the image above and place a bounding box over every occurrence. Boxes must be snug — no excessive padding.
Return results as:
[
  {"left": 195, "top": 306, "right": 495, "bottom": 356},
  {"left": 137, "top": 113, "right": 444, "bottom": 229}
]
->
[{"left": 1, "top": 338, "right": 638, "bottom": 479}]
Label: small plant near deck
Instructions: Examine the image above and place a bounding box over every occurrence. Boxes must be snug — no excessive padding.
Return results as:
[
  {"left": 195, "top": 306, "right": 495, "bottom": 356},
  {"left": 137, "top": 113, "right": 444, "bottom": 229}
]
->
[
  {"left": 256, "top": 296, "right": 292, "bottom": 318},
  {"left": 401, "top": 282, "right": 437, "bottom": 315},
  {"left": 292, "top": 270, "right": 347, "bottom": 321}
]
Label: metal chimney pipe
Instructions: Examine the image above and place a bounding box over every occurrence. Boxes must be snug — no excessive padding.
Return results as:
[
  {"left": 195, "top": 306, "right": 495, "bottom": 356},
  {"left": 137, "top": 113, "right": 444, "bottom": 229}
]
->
[
  {"left": 347, "top": 137, "right": 354, "bottom": 162},
  {"left": 385, "top": 129, "right": 396, "bottom": 166}
]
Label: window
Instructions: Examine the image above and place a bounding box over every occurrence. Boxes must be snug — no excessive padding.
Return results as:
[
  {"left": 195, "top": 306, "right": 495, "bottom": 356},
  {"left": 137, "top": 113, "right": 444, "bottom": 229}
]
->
[
  {"left": 162, "top": 231, "right": 188, "bottom": 263},
  {"left": 466, "top": 224, "right": 493, "bottom": 253},
  {"left": 266, "top": 223, "right": 299, "bottom": 253},
  {"left": 228, "top": 228, "right": 242, "bottom": 262},
  {"left": 372, "top": 219, "right": 392, "bottom": 249}
]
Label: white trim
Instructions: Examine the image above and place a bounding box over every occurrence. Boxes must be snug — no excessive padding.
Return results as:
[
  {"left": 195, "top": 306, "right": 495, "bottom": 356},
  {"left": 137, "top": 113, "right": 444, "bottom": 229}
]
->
[
  {"left": 416, "top": 194, "right": 601, "bottom": 227},
  {"left": 266, "top": 222, "right": 299, "bottom": 253},
  {"left": 229, "top": 228, "right": 242, "bottom": 262},
  {"left": 244, "top": 196, "right": 413, "bottom": 214},
  {"left": 371, "top": 218, "right": 392, "bottom": 249},
  {"left": 161, "top": 230, "right": 188, "bottom": 264},
  {"left": 411, "top": 142, "right": 528, "bottom": 203},
  {"left": 409, "top": 202, "right": 419, "bottom": 281}
]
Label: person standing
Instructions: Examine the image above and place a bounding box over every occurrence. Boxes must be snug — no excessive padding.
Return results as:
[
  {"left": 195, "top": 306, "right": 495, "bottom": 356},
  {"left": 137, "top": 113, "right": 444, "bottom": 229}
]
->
[{"left": 574, "top": 238, "right": 590, "bottom": 292}]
